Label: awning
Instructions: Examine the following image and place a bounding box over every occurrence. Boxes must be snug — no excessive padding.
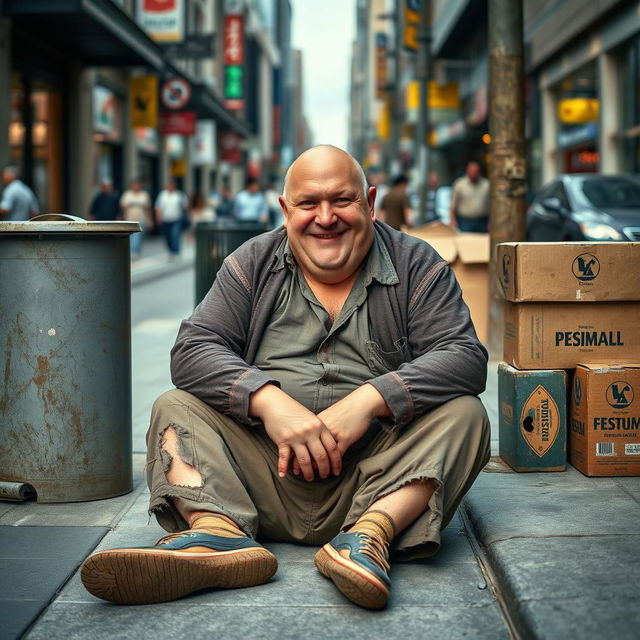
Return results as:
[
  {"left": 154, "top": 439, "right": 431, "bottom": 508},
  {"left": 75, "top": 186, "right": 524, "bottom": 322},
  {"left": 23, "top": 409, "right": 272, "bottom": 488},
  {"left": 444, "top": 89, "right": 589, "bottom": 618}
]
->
[
  {"left": 191, "top": 83, "right": 252, "bottom": 139},
  {"left": 2, "top": 0, "right": 164, "bottom": 69}
]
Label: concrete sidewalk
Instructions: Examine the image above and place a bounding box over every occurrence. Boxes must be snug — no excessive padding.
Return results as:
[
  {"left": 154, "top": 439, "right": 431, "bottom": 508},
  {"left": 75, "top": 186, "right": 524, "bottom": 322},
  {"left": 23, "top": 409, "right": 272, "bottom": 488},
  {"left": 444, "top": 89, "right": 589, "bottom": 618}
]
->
[{"left": 1, "top": 265, "right": 639, "bottom": 638}]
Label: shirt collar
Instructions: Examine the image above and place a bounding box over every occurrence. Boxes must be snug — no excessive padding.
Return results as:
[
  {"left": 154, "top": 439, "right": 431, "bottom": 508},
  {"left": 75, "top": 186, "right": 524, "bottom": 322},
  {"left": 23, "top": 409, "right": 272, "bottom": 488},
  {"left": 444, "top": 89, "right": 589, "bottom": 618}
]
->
[{"left": 273, "top": 228, "right": 399, "bottom": 286}]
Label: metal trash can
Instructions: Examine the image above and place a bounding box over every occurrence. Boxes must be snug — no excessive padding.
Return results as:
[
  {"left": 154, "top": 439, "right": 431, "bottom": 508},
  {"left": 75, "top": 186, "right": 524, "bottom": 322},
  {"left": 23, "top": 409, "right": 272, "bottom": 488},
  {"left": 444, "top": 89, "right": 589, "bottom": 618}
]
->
[
  {"left": 195, "top": 219, "right": 268, "bottom": 306},
  {"left": 0, "top": 214, "right": 140, "bottom": 503}
]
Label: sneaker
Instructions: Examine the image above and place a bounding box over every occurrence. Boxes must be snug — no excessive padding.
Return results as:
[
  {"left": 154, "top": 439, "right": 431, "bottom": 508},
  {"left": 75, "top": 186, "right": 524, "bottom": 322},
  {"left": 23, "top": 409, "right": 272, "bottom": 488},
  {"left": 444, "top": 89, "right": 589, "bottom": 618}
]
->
[
  {"left": 80, "top": 529, "right": 277, "bottom": 604},
  {"left": 314, "top": 530, "right": 391, "bottom": 609}
]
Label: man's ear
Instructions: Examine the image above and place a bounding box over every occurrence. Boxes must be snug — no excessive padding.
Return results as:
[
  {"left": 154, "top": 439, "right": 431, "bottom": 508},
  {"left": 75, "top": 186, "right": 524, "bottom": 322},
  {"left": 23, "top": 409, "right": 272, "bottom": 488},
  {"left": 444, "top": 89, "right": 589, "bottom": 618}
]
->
[
  {"left": 367, "top": 186, "right": 377, "bottom": 220},
  {"left": 278, "top": 195, "right": 289, "bottom": 227}
]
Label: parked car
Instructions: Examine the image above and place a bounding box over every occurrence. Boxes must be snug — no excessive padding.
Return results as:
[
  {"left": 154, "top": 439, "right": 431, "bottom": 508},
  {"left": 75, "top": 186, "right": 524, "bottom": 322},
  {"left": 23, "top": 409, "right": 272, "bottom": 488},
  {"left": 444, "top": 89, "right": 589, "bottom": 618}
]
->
[{"left": 527, "top": 174, "right": 640, "bottom": 241}]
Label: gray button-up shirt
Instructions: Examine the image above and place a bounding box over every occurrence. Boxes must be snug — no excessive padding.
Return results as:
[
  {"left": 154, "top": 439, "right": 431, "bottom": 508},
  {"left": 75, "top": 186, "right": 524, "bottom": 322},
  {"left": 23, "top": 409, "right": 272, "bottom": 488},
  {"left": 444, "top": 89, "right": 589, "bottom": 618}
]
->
[{"left": 254, "top": 231, "right": 397, "bottom": 414}]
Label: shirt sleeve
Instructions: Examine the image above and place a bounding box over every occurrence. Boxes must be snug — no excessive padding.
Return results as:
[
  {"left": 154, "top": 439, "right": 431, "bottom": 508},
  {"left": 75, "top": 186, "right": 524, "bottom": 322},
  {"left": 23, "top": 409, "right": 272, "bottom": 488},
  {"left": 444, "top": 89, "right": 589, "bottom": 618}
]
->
[
  {"left": 0, "top": 187, "right": 13, "bottom": 212},
  {"left": 366, "top": 261, "right": 488, "bottom": 431},
  {"left": 170, "top": 257, "right": 280, "bottom": 424}
]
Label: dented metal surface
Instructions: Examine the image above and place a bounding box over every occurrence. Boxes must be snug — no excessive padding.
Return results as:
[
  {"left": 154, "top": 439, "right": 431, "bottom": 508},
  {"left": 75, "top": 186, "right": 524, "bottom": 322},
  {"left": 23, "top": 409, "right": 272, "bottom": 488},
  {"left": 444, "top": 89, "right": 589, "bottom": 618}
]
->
[{"left": 0, "top": 226, "right": 136, "bottom": 502}]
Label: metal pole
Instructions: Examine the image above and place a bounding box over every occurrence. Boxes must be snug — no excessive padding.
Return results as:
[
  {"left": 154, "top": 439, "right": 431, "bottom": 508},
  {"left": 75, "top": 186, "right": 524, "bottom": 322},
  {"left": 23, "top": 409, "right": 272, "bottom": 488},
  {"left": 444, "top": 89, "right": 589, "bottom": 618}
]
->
[
  {"left": 415, "top": 0, "right": 431, "bottom": 225},
  {"left": 488, "top": 0, "right": 526, "bottom": 358},
  {"left": 388, "top": 0, "right": 403, "bottom": 177}
]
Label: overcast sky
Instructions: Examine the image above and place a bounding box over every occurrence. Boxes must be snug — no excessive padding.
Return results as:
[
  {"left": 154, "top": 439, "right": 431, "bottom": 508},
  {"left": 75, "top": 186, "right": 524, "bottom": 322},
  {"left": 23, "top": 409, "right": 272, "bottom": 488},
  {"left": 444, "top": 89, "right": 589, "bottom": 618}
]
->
[{"left": 292, "top": 0, "right": 356, "bottom": 150}]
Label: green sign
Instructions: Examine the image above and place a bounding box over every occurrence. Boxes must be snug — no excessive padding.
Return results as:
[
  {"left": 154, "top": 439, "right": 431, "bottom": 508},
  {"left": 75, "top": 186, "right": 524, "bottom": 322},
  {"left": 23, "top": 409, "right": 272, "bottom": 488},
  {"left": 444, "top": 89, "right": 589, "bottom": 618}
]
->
[{"left": 225, "top": 65, "right": 243, "bottom": 99}]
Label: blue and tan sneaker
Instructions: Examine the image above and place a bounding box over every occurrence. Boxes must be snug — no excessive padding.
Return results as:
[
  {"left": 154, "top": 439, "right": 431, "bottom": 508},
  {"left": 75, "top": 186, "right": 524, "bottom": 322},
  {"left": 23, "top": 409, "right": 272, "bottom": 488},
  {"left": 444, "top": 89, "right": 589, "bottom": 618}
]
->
[
  {"left": 80, "top": 513, "right": 277, "bottom": 604},
  {"left": 314, "top": 510, "right": 395, "bottom": 609}
]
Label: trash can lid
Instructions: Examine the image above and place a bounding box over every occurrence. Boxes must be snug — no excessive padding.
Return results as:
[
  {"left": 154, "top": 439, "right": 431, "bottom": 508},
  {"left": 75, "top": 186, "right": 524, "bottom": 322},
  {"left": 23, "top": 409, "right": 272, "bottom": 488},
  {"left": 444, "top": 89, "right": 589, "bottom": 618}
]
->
[{"left": 0, "top": 214, "right": 140, "bottom": 235}]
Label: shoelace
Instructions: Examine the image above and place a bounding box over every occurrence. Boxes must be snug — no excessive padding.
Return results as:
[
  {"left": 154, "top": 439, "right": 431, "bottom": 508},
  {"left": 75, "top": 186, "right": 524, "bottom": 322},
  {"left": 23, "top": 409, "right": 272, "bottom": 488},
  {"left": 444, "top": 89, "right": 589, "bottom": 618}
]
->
[{"left": 355, "top": 533, "right": 390, "bottom": 572}]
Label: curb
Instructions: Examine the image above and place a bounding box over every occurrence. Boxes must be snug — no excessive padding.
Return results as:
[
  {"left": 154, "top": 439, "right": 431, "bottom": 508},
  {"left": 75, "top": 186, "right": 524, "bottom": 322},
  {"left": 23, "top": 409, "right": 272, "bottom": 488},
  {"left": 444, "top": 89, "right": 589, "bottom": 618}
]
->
[
  {"left": 131, "top": 256, "right": 194, "bottom": 288},
  {"left": 459, "top": 498, "right": 525, "bottom": 640}
]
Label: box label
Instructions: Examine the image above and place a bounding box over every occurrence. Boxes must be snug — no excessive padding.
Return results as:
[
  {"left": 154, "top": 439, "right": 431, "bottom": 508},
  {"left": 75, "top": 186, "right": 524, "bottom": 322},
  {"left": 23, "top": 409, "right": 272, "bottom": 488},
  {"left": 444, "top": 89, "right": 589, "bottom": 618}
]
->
[
  {"left": 520, "top": 385, "right": 561, "bottom": 458},
  {"left": 625, "top": 443, "right": 640, "bottom": 455}
]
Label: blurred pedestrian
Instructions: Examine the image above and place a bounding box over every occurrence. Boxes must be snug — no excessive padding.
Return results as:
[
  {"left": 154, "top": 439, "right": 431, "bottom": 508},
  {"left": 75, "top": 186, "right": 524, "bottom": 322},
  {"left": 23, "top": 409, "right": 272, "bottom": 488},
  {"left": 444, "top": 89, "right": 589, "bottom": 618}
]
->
[
  {"left": 120, "top": 179, "right": 152, "bottom": 259},
  {"left": 0, "top": 165, "right": 39, "bottom": 220},
  {"left": 89, "top": 179, "right": 121, "bottom": 221},
  {"left": 369, "top": 168, "right": 389, "bottom": 212},
  {"left": 425, "top": 172, "right": 440, "bottom": 222},
  {"left": 264, "top": 179, "right": 283, "bottom": 227},
  {"left": 232, "top": 177, "right": 268, "bottom": 223},
  {"left": 155, "top": 180, "right": 188, "bottom": 259},
  {"left": 190, "top": 191, "right": 215, "bottom": 223},
  {"left": 379, "top": 174, "right": 414, "bottom": 230},
  {"left": 214, "top": 184, "right": 233, "bottom": 219},
  {"left": 450, "top": 162, "right": 489, "bottom": 233}
]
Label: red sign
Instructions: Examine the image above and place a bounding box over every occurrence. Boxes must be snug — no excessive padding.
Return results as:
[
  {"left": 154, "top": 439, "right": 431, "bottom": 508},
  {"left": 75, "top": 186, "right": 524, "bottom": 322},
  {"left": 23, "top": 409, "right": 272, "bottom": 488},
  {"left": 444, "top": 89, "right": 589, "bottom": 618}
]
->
[
  {"left": 224, "top": 98, "right": 244, "bottom": 110},
  {"left": 144, "top": 0, "right": 176, "bottom": 10},
  {"left": 159, "top": 111, "right": 196, "bottom": 135},
  {"left": 220, "top": 131, "right": 242, "bottom": 164},
  {"left": 224, "top": 15, "right": 244, "bottom": 65},
  {"left": 161, "top": 78, "right": 191, "bottom": 110}
]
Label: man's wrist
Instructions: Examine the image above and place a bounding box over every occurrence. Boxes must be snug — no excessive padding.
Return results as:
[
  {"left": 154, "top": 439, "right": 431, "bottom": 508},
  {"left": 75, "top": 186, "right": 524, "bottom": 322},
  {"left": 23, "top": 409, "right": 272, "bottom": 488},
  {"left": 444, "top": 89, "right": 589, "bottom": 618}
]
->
[
  {"left": 249, "top": 383, "right": 283, "bottom": 419},
  {"left": 355, "top": 383, "right": 392, "bottom": 419}
]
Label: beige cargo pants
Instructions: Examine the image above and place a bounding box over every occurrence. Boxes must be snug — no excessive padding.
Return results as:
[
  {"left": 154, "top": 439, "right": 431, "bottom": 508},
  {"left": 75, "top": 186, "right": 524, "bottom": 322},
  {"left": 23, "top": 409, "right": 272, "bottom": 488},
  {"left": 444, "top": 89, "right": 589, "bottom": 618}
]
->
[{"left": 146, "top": 389, "right": 490, "bottom": 560}]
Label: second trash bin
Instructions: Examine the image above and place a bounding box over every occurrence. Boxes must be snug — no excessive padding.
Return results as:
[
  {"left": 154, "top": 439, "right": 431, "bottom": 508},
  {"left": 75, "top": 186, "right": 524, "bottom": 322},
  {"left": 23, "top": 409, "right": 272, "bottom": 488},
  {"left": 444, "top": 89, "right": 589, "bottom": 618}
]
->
[
  {"left": 0, "top": 214, "right": 139, "bottom": 503},
  {"left": 195, "top": 219, "right": 268, "bottom": 306}
]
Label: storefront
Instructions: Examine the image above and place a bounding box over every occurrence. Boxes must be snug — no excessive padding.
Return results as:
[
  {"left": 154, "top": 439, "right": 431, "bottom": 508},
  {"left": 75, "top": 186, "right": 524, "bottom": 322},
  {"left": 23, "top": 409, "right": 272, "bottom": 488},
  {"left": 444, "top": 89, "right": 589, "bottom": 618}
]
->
[
  {"left": 620, "top": 35, "right": 640, "bottom": 174},
  {"left": 93, "top": 85, "right": 125, "bottom": 190},
  {"left": 554, "top": 61, "right": 600, "bottom": 174}
]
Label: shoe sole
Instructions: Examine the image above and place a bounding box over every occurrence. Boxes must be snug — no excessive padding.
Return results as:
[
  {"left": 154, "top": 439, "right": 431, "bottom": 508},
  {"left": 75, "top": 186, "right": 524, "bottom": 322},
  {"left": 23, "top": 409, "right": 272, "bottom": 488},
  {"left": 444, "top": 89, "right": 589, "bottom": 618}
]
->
[
  {"left": 314, "top": 545, "right": 389, "bottom": 610},
  {"left": 80, "top": 546, "right": 277, "bottom": 604}
]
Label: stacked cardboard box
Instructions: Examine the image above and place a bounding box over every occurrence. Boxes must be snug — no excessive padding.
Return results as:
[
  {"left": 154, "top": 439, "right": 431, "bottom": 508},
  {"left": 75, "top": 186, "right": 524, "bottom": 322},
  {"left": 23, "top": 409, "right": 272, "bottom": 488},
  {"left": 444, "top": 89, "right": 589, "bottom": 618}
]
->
[
  {"left": 406, "top": 222, "right": 489, "bottom": 342},
  {"left": 497, "top": 242, "right": 640, "bottom": 476}
]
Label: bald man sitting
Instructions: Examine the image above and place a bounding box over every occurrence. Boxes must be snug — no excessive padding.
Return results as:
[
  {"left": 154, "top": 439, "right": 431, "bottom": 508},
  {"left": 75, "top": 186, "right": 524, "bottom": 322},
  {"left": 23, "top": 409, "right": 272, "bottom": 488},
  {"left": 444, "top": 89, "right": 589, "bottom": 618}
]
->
[{"left": 81, "top": 146, "right": 490, "bottom": 610}]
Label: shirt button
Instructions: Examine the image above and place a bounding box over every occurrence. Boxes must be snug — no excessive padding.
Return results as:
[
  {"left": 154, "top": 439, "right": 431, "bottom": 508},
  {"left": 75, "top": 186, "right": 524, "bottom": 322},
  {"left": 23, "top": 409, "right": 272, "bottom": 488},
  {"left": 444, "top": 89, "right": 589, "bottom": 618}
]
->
[{"left": 321, "top": 377, "right": 329, "bottom": 386}]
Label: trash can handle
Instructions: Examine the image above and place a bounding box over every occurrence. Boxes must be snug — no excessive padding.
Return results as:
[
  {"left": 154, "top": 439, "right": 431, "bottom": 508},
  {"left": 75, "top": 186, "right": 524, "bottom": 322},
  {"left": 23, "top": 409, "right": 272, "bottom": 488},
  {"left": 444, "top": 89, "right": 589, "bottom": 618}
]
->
[{"left": 29, "top": 214, "right": 87, "bottom": 223}]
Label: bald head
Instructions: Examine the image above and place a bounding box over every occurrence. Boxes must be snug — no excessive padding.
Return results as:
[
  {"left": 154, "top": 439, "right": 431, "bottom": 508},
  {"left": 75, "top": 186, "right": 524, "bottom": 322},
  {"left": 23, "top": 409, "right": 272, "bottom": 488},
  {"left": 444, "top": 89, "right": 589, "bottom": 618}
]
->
[{"left": 283, "top": 145, "right": 368, "bottom": 200}]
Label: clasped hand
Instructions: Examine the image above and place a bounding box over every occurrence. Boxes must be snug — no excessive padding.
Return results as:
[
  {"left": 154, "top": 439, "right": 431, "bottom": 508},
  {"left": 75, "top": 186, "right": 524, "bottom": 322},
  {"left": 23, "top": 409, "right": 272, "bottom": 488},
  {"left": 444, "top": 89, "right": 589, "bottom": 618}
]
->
[{"left": 250, "top": 383, "right": 390, "bottom": 482}]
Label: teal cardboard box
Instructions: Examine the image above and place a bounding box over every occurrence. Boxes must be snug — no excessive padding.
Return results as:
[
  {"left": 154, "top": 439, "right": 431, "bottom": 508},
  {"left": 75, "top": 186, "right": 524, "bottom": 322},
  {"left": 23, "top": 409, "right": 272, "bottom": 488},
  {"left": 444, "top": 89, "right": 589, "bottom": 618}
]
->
[{"left": 498, "top": 363, "right": 568, "bottom": 472}]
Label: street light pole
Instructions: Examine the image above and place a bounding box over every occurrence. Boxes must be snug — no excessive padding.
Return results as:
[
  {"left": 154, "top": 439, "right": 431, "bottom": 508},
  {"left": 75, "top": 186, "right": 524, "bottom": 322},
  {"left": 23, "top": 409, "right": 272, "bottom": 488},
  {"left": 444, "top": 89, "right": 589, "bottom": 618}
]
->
[
  {"left": 388, "top": 0, "right": 403, "bottom": 177},
  {"left": 415, "top": 0, "right": 431, "bottom": 225},
  {"left": 488, "top": 0, "right": 527, "bottom": 357}
]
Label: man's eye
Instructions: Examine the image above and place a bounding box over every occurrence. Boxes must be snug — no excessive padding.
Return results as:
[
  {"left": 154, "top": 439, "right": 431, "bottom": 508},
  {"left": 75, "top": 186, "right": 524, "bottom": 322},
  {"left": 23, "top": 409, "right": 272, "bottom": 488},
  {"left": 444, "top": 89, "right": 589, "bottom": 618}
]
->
[
  {"left": 298, "top": 201, "right": 314, "bottom": 207},
  {"left": 334, "top": 197, "right": 350, "bottom": 204}
]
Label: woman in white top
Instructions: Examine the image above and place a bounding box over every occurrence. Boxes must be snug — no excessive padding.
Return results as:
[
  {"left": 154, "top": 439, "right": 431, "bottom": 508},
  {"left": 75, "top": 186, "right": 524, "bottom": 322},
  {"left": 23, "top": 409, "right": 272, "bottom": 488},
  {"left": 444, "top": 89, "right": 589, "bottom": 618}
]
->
[{"left": 120, "top": 179, "right": 152, "bottom": 259}]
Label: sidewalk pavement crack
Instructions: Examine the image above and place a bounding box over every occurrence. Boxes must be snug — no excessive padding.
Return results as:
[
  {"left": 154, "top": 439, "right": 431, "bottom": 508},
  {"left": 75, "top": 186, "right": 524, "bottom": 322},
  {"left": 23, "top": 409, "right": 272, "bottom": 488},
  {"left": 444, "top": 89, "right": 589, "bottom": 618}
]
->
[
  {"left": 614, "top": 479, "right": 640, "bottom": 507},
  {"left": 485, "top": 532, "right": 640, "bottom": 548}
]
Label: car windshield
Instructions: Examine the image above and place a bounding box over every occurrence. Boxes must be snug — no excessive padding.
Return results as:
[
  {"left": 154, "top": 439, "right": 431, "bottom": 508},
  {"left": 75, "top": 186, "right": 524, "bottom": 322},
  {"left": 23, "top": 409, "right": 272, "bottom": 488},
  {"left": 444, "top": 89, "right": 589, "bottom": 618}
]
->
[{"left": 572, "top": 176, "right": 640, "bottom": 210}]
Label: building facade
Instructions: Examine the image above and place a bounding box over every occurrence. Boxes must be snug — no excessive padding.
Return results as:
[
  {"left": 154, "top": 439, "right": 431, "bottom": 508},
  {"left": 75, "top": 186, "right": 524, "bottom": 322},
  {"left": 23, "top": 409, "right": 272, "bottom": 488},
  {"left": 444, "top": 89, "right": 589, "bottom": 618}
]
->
[{"left": 0, "top": 0, "right": 305, "bottom": 217}]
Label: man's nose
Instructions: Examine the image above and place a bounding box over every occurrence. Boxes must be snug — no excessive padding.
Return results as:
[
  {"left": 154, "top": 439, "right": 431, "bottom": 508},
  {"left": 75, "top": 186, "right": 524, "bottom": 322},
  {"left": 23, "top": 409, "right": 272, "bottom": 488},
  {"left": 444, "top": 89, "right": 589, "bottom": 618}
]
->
[{"left": 315, "top": 201, "right": 337, "bottom": 226}]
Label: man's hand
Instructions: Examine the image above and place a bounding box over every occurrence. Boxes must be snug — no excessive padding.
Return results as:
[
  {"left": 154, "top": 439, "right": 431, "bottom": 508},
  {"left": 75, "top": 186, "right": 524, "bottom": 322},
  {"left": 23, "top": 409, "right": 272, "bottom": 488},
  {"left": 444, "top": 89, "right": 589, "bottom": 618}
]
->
[
  {"left": 250, "top": 384, "right": 341, "bottom": 481},
  {"left": 292, "top": 384, "right": 392, "bottom": 476}
]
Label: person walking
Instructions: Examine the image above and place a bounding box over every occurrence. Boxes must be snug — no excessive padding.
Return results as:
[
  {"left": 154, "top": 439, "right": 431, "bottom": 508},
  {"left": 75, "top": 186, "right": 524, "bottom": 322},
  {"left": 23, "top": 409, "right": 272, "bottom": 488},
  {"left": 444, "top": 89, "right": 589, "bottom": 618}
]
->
[
  {"left": 155, "top": 180, "right": 188, "bottom": 259},
  {"left": 89, "top": 180, "right": 121, "bottom": 221},
  {"left": 232, "top": 177, "right": 268, "bottom": 223},
  {"left": 449, "top": 161, "right": 490, "bottom": 233},
  {"left": 120, "top": 179, "right": 152, "bottom": 259},
  {"left": 0, "top": 166, "right": 39, "bottom": 220},
  {"left": 379, "top": 174, "right": 414, "bottom": 230}
]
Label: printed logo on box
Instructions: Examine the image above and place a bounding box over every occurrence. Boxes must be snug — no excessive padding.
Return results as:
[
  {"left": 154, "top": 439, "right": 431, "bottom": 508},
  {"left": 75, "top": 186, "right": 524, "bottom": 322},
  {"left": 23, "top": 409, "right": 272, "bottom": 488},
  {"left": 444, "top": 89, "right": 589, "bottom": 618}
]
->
[
  {"left": 572, "top": 253, "right": 600, "bottom": 281},
  {"left": 606, "top": 381, "right": 634, "bottom": 409},
  {"left": 574, "top": 376, "right": 582, "bottom": 407},
  {"left": 501, "top": 254, "right": 511, "bottom": 285},
  {"left": 520, "top": 385, "right": 560, "bottom": 458}
]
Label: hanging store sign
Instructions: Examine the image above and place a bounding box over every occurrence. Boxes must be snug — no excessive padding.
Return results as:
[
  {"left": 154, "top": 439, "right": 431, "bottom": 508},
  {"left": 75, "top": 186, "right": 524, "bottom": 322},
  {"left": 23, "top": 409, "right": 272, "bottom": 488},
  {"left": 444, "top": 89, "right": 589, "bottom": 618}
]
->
[
  {"left": 129, "top": 75, "right": 158, "bottom": 128},
  {"left": 137, "top": 0, "right": 185, "bottom": 43},
  {"left": 224, "top": 15, "right": 244, "bottom": 65},
  {"left": 220, "top": 131, "right": 242, "bottom": 164},
  {"left": 191, "top": 120, "right": 216, "bottom": 165},
  {"left": 557, "top": 122, "right": 597, "bottom": 148},
  {"left": 159, "top": 111, "right": 196, "bottom": 136},
  {"left": 375, "top": 33, "right": 388, "bottom": 99},
  {"left": 404, "top": 0, "right": 420, "bottom": 51},
  {"left": 162, "top": 34, "right": 215, "bottom": 60},
  {"left": 225, "top": 65, "right": 244, "bottom": 109}
]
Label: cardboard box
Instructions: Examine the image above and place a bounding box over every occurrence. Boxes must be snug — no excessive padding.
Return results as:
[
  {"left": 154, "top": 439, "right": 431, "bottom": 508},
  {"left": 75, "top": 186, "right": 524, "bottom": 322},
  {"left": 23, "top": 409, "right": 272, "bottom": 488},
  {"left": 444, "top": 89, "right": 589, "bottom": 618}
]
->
[
  {"left": 498, "top": 242, "right": 640, "bottom": 302},
  {"left": 569, "top": 364, "right": 640, "bottom": 476},
  {"left": 498, "top": 363, "right": 567, "bottom": 472},
  {"left": 503, "top": 301, "right": 640, "bottom": 369},
  {"left": 406, "top": 222, "right": 489, "bottom": 342}
]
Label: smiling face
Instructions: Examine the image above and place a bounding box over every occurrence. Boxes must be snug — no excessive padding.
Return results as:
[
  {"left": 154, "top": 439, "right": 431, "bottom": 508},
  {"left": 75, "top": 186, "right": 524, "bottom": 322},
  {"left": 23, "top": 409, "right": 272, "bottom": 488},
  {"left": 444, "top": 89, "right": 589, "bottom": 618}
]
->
[{"left": 279, "top": 146, "right": 376, "bottom": 285}]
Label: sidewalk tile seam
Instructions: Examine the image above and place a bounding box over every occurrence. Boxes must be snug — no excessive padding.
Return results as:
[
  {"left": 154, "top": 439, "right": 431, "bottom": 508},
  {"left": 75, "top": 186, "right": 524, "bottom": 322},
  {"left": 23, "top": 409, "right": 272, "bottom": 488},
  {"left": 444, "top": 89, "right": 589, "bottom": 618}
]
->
[
  {"left": 614, "top": 479, "right": 640, "bottom": 507},
  {"left": 47, "top": 602, "right": 499, "bottom": 610},
  {"left": 484, "top": 532, "right": 640, "bottom": 548}
]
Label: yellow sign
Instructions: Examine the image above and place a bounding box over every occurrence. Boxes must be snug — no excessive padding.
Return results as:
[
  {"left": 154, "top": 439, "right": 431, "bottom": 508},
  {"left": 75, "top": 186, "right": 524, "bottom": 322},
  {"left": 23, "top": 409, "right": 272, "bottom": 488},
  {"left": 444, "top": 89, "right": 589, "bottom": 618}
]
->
[
  {"left": 404, "top": 2, "right": 420, "bottom": 51},
  {"left": 171, "top": 158, "right": 187, "bottom": 177},
  {"left": 378, "top": 100, "right": 391, "bottom": 141},
  {"left": 129, "top": 75, "right": 158, "bottom": 129},
  {"left": 405, "top": 81, "right": 460, "bottom": 110},
  {"left": 558, "top": 98, "right": 599, "bottom": 124}
]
